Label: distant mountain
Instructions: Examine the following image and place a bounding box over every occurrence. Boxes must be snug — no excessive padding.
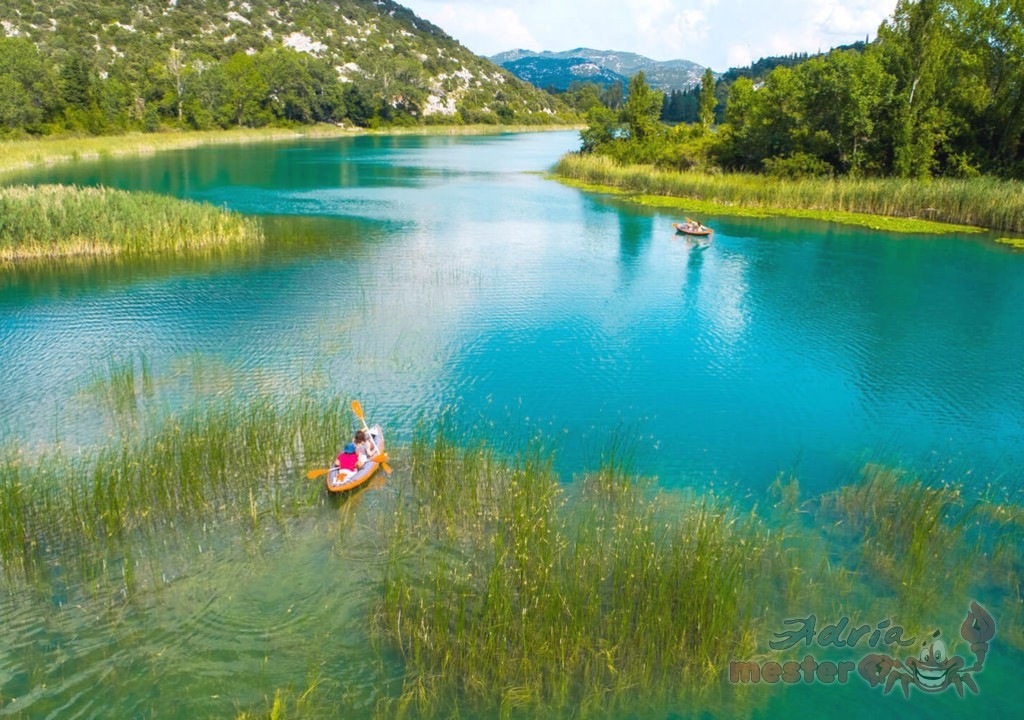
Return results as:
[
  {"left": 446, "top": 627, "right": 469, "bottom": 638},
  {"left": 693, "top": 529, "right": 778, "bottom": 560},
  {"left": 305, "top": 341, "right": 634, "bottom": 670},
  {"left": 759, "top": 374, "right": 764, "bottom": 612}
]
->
[
  {"left": 499, "top": 56, "right": 629, "bottom": 92},
  {"left": 491, "top": 48, "right": 708, "bottom": 91}
]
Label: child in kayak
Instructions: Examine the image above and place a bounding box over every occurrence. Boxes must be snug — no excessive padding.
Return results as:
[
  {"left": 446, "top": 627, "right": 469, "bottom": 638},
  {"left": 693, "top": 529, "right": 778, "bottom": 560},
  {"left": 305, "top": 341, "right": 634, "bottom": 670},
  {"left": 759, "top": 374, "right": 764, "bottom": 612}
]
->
[{"left": 336, "top": 443, "right": 362, "bottom": 474}]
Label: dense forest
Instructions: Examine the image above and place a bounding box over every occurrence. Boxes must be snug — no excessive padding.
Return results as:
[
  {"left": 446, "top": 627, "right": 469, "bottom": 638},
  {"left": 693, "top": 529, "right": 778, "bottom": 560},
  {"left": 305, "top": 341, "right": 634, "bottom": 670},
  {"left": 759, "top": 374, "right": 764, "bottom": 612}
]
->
[
  {"left": 582, "top": 0, "right": 1024, "bottom": 180},
  {"left": 0, "top": 0, "right": 572, "bottom": 135}
]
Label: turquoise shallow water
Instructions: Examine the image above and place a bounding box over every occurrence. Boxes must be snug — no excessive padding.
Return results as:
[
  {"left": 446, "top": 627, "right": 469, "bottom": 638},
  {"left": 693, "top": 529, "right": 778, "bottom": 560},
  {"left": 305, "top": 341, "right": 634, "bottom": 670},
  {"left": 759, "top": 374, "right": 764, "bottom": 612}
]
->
[{"left": 1, "top": 131, "right": 1023, "bottom": 717}]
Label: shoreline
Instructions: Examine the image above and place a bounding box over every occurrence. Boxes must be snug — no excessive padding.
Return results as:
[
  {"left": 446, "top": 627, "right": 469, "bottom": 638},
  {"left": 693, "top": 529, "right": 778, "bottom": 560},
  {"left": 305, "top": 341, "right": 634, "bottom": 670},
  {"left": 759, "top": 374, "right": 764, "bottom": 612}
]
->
[
  {"left": 0, "top": 123, "right": 581, "bottom": 177},
  {"left": 556, "top": 174, "right": 990, "bottom": 237},
  {"left": 553, "top": 153, "right": 1024, "bottom": 243}
]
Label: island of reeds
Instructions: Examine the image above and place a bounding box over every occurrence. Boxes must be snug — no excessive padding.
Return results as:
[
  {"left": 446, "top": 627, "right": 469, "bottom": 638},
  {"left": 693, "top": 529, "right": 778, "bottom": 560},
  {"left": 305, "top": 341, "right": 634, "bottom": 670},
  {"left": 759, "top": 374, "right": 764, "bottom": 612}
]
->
[
  {"left": 0, "top": 184, "right": 262, "bottom": 263},
  {"left": 1, "top": 361, "right": 1022, "bottom": 718},
  {"left": 554, "top": 154, "right": 1024, "bottom": 237}
]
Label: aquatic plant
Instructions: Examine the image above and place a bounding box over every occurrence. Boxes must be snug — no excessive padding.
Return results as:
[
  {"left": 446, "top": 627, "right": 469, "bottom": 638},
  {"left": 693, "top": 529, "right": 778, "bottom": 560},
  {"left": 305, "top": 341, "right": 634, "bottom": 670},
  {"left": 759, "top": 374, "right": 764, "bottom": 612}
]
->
[
  {"left": 0, "top": 184, "right": 263, "bottom": 263},
  {"left": 0, "top": 393, "right": 349, "bottom": 577},
  {"left": 555, "top": 153, "right": 1024, "bottom": 235},
  {"left": 83, "top": 354, "right": 155, "bottom": 423},
  {"left": 2, "top": 377, "right": 1022, "bottom": 717},
  {"left": 373, "top": 427, "right": 797, "bottom": 717},
  {"left": 816, "top": 464, "right": 977, "bottom": 615}
]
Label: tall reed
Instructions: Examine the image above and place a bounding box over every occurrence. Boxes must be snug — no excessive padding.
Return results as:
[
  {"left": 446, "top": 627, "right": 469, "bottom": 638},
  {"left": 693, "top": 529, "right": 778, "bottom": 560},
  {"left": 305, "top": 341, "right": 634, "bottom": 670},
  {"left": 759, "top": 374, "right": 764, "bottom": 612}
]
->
[
  {"left": 374, "top": 427, "right": 797, "bottom": 717},
  {"left": 556, "top": 153, "right": 1024, "bottom": 235},
  {"left": 0, "top": 393, "right": 349, "bottom": 577},
  {"left": 0, "top": 184, "right": 263, "bottom": 263},
  {"left": 817, "top": 464, "right": 977, "bottom": 615}
]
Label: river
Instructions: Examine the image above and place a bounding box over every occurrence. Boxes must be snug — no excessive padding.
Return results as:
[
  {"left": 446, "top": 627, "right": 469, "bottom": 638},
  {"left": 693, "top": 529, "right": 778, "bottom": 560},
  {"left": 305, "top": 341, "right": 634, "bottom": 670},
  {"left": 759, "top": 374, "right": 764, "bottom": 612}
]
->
[{"left": 1, "top": 131, "right": 1022, "bottom": 717}]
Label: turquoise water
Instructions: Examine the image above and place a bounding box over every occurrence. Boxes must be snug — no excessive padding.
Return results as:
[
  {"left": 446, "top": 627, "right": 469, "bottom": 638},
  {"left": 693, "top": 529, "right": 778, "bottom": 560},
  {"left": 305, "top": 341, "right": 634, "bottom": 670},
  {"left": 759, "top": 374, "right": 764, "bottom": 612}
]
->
[
  {"left": 4, "top": 131, "right": 1023, "bottom": 493},
  {"left": 1, "top": 132, "right": 1023, "bottom": 716}
]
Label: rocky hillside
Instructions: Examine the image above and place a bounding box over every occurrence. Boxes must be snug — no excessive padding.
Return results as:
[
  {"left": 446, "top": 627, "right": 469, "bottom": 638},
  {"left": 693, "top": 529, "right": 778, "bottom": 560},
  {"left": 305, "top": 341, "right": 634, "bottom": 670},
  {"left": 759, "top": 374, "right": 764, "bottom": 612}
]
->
[
  {"left": 492, "top": 48, "right": 708, "bottom": 92},
  {"left": 498, "top": 55, "right": 628, "bottom": 92},
  {"left": 0, "top": 0, "right": 570, "bottom": 133}
]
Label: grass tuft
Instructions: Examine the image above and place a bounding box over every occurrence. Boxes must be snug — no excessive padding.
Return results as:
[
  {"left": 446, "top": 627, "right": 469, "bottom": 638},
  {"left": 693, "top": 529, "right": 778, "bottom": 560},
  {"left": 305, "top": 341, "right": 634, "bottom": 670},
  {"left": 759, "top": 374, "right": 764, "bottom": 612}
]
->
[{"left": 0, "top": 184, "right": 262, "bottom": 264}]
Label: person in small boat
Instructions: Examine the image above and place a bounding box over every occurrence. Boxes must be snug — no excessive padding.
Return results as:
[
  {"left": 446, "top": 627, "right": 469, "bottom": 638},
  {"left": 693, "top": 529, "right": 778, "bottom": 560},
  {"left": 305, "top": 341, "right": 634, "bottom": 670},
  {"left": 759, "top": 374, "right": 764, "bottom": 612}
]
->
[
  {"left": 354, "top": 429, "right": 378, "bottom": 461},
  {"left": 335, "top": 443, "right": 362, "bottom": 474}
]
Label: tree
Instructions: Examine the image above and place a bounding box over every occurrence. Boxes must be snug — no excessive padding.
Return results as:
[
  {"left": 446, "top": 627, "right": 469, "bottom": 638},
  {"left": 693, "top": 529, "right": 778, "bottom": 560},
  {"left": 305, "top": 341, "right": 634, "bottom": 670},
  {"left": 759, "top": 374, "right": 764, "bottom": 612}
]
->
[
  {"left": 699, "top": 68, "right": 716, "bottom": 129},
  {"left": 167, "top": 45, "right": 187, "bottom": 121},
  {"left": 600, "top": 80, "right": 624, "bottom": 110},
  {"left": 0, "top": 38, "right": 59, "bottom": 133},
  {"left": 798, "top": 49, "right": 895, "bottom": 174},
  {"left": 580, "top": 104, "right": 618, "bottom": 152},
  {"left": 877, "top": 0, "right": 953, "bottom": 177},
  {"left": 221, "top": 53, "right": 270, "bottom": 127},
  {"left": 622, "top": 72, "right": 663, "bottom": 142}
]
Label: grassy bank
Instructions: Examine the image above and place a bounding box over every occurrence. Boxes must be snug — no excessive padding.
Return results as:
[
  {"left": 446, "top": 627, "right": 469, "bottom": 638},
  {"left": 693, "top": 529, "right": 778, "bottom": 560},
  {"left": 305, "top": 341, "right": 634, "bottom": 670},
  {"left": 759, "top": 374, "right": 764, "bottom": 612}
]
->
[
  {"left": 555, "top": 153, "right": 1024, "bottom": 237},
  {"left": 0, "top": 124, "right": 577, "bottom": 177},
  {"left": 0, "top": 184, "right": 263, "bottom": 263}
]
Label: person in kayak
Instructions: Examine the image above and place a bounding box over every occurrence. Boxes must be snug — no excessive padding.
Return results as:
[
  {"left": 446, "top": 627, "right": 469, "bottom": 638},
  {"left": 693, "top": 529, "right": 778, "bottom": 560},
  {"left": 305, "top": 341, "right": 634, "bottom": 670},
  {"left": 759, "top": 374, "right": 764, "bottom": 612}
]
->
[
  {"left": 354, "top": 428, "right": 378, "bottom": 460},
  {"left": 335, "top": 443, "right": 362, "bottom": 474}
]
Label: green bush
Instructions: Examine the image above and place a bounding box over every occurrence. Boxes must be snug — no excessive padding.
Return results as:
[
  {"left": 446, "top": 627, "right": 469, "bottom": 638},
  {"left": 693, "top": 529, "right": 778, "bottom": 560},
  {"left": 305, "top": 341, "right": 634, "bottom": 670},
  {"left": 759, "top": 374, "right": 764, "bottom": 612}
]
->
[{"left": 763, "top": 152, "right": 835, "bottom": 179}]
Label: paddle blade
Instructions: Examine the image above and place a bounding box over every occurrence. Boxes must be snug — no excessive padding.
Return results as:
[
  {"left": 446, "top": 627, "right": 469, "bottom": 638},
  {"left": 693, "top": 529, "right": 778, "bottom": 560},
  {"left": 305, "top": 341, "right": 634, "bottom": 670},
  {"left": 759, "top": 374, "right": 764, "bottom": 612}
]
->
[
  {"left": 351, "top": 400, "right": 365, "bottom": 421},
  {"left": 373, "top": 452, "right": 392, "bottom": 476},
  {"left": 306, "top": 467, "right": 330, "bottom": 480}
]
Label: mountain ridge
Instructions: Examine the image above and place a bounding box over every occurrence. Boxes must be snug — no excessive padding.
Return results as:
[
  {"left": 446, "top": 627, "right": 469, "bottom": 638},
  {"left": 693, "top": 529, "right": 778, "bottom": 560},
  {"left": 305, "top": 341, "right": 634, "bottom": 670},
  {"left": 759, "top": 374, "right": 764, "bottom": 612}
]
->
[{"left": 491, "top": 48, "right": 708, "bottom": 92}]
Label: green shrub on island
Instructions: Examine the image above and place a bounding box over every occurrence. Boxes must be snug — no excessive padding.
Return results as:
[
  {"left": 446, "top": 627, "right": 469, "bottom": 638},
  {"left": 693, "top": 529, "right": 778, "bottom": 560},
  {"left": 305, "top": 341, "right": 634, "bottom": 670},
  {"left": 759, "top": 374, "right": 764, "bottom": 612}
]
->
[{"left": 0, "top": 184, "right": 263, "bottom": 262}]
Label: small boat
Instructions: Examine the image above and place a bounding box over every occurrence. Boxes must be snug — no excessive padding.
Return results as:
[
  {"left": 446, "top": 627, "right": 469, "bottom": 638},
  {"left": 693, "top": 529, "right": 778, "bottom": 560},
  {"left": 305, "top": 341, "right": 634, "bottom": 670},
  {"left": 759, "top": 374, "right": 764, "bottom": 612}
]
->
[
  {"left": 327, "top": 424, "right": 385, "bottom": 494},
  {"left": 673, "top": 220, "right": 712, "bottom": 237}
]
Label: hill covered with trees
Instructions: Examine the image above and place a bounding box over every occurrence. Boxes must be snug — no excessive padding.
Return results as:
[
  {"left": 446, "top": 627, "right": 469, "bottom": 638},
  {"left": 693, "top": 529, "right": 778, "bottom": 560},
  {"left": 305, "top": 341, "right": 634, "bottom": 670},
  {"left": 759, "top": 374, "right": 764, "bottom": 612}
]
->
[{"left": 0, "top": 0, "right": 572, "bottom": 136}]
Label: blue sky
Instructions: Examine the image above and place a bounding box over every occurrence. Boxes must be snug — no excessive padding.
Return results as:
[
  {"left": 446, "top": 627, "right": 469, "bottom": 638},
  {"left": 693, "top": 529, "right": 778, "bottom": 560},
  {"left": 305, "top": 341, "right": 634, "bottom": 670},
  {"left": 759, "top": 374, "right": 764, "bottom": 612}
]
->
[{"left": 398, "top": 0, "right": 898, "bottom": 71}]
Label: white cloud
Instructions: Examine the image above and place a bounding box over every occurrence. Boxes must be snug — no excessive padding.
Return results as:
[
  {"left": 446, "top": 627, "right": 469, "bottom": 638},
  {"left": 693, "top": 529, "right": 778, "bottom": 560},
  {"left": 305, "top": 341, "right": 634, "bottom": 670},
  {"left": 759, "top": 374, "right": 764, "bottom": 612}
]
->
[
  {"left": 400, "top": 0, "right": 896, "bottom": 69},
  {"left": 427, "top": 4, "right": 540, "bottom": 53}
]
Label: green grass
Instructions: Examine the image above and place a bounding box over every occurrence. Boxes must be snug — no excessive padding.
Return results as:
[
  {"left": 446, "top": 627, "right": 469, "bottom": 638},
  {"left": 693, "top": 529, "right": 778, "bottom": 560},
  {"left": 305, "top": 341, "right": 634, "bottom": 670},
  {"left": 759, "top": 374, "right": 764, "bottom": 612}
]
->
[
  {"left": 817, "top": 465, "right": 977, "bottom": 616},
  {"left": 0, "top": 184, "right": 263, "bottom": 263},
  {"left": 83, "top": 354, "right": 155, "bottom": 422},
  {"left": 555, "top": 153, "right": 1024, "bottom": 236},
  {"left": 0, "top": 392, "right": 349, "bottom": 576}
]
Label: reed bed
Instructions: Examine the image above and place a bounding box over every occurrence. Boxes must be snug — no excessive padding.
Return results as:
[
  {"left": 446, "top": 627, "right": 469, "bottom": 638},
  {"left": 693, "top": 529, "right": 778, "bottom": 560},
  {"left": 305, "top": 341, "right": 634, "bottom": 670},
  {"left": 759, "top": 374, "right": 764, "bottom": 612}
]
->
[
  {"left": 0, "top": 184, "right": 263, "bottom": 263},
  {"left": 2, "top": 369, "right": 1021, "bottom": 716},
  {"left": 556, "top": 154, "right": 1024, "bottom": 235},
  {"left": 0, "top": 393, "right": 349, "bottom": 577},
  {"left": 816, "top": 464, "right": 994, "bottom": 618},
  {"left": 373, "top": 428, "right": 797, "bottom": 717}
]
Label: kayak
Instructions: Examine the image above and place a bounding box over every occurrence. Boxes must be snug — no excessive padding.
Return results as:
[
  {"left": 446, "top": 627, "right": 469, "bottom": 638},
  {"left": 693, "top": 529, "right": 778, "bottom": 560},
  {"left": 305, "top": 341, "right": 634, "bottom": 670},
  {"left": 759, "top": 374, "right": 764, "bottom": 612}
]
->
[
  {"left": 673, "top": 222, "right": 712, "bottom": 236},
  {"left": 327, "top": 424, "right": 385, "bottom": 494}
]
